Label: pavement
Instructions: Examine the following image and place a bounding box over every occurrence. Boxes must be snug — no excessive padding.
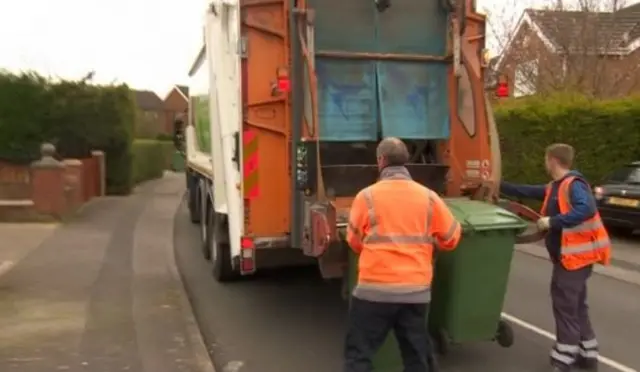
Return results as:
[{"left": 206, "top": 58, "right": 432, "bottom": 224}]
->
[
  {"left": 174, "top": 202, "right": 640, "bottom": 372},
  {"left": 0, "top": 223, "right": 58, "bottom": 276},
  {"left": 0, "top": 173, "right": 214, "bottom": 372}
]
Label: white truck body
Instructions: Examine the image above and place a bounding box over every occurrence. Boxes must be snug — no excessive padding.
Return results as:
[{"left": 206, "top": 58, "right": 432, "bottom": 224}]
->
[{"left": 186, "top": 1, "right": 244, "bottom": 265}]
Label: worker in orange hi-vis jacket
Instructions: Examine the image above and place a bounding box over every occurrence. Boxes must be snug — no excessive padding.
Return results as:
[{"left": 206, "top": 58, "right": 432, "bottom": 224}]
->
[
  {"left": 501, "top": 143, "right": 610, "bottom": 372},
  {"left": 344, "top": 137, "right": 462, "bottom": 372}
]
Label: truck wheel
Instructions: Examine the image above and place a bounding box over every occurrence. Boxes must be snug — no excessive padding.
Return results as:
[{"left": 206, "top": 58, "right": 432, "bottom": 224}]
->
[
  {"left": 495, "top": 320, "right": 514, "bottom": 348},
  {"left": 187, "top": 175, "right": 201, "bottom": 224},
  {"left": 198, "top": 184, "right": 213, "bottom": 261},
  {"left": 208, "top": 210, "right": 237, "bottom": 282}
]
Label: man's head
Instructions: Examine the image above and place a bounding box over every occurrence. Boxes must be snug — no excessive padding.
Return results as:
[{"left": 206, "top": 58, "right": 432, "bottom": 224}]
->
[
  {"left": 545, "top": 143, "right": 574, "bottom": 178},
  {"left": 376, "top": 137, "right": 410, "bottom": 170}
]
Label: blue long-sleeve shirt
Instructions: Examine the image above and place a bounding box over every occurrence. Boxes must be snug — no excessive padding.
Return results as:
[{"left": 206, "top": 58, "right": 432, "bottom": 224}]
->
[{"left": 500, "top": 170, "right": 597, "bottom": 262}]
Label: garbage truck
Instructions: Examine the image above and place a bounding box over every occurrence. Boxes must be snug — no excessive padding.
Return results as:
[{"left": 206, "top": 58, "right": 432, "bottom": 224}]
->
[
  {"left": 184, "top": 0, "right": 547, "bottom": 359},
  {"left": 185, "top": 0, "right": 504, "bottom": 277}
]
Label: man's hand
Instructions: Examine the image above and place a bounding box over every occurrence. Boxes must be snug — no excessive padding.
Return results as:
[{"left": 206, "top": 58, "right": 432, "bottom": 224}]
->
[{"left": 536, "top": 217, "right": 551, "bottom": 231}]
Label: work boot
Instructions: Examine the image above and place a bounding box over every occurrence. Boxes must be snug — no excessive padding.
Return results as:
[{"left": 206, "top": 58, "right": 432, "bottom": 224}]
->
[{"left": 575, "top": 356, "right": 598, "bottom": 371}]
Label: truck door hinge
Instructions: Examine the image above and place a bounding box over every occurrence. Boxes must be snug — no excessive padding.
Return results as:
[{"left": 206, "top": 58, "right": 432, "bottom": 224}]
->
[{"left": 239, "top": 36, "right": 248, "bottom": 59}]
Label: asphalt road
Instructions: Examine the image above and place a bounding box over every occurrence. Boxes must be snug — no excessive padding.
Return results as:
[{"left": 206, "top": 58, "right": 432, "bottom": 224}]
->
[{"left": 174, "top": 203, "right": 640, "bottom": 372}]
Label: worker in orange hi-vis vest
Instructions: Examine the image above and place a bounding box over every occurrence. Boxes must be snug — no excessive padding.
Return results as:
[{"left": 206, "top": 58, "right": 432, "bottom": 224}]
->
[
  {"left": 344, "top": 137, "right": 462, "bottom": 372},
  {"left": 500, "top": 143, "right": 611, "bottom": 372}
]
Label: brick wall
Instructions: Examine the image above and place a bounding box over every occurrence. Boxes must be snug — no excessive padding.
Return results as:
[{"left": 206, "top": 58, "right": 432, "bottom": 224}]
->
[
  {"left": 0, "top": 161, "right": 31, "bottom": 199},
  {"left": 0, "top": 148, "right": 105, "bottom": 221}
]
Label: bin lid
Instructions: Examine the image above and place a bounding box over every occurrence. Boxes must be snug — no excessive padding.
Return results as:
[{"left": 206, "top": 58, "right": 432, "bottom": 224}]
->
[{"left": 444, "top": 198, "right": 528, "bottom": 233}]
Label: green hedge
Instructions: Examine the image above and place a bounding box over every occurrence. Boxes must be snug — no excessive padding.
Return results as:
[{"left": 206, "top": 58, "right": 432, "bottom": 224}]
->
[
  {"left": 132, "top": 139, "right": 175, "bottom": 184},
  {"left": 496, "top": 94, "right": 640, "bottom": 186},
  {"left": 0, "top": 71, "right": 136, "bottom": 194}
]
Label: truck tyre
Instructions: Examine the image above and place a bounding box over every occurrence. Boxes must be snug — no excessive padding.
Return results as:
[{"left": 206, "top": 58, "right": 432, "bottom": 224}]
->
[
  {"left": 187, "top": 174, "right": 201, "bottom": 224},
  {"left": 207, "top": 209, "right": 237, "bottom": 282},
  {"left": 200, "top": 187, "right": 212, "bottom": 261}
]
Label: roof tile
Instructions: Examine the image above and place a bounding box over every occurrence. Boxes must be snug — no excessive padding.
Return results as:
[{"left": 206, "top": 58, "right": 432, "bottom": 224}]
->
[{"left": 526, "top": 4, "right": 640, "bottom": 54}]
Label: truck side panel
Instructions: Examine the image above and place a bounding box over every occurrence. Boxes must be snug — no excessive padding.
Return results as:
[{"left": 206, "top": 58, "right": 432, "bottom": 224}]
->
[
  {"left": 205, "top": 5, "right": 244, "bottom": 261},
  {"left": 241, "top": 0, "right": 291, "bottom": 237}
]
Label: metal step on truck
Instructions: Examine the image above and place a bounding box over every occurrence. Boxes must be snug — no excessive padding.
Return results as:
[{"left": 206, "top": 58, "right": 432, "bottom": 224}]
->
[{"left": 183, "top": 0, "right": 507, "bottom": 283}]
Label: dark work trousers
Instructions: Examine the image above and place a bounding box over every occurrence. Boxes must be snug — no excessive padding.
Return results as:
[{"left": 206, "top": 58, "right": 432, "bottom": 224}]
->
[
  {"left": 550, "top": 263, "right": 599, "bottom": 368},
  {"left": 343, "top": 297, "right": 437, "bottom": 372}
]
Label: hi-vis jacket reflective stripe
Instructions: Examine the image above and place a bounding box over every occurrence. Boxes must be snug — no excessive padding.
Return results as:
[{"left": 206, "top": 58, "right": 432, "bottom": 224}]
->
[
  {"left": 540, "top": 176, "right": 611, "bottom": 271},
  {"left": 346, "top": 166, "right": 462, "bottom": 303}
]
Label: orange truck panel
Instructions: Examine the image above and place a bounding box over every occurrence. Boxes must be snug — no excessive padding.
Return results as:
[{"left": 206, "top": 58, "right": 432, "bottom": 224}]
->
[{"left": 241, "top": 0, "right": 291, "bottom": 236}]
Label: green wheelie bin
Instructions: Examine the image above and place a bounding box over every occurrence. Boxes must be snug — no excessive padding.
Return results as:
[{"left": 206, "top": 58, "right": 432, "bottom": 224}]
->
[{"left": 428, "top": 198, "right": 527, "bottom": 355}]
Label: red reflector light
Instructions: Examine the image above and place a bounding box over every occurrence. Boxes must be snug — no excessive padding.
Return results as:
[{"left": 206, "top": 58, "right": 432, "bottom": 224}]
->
[
  {"left": 241, "top": 258, "right": 255, "bottom": 272},
  {"left": 240, "top": 237, "right": 256, "bottom": 274},
  {"left": 277, "top": 78, "right": 291, "bottom": 93}
]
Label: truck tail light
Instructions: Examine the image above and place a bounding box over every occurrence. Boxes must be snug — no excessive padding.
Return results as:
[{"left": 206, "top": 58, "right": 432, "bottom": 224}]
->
[
  {"left": 277, "top": 77, "right": 291, "bottom": 93},
  {"left": 496, "top": 82, "right": 509, "bottom": 98},
  {"left": 240, "top": 236, "right": 256, "bottom": 274},
  {"left": 271, "top": 66, "right": 291, "bottom": 95}
]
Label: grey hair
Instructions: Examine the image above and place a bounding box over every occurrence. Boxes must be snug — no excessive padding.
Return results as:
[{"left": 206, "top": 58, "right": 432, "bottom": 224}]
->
[{"left": 376, "top": 137, "right": 410, "bottom": 166}]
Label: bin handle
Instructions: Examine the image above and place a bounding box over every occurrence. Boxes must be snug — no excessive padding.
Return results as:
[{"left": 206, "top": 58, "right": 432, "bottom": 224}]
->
[{"left": 496, "top": 200, "right": 547, "bottom": 244}]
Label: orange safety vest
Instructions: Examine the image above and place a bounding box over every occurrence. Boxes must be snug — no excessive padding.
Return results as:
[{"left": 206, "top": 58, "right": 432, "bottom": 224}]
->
[
  {"left": 540, "top": 176, "right": 611, "bottom": 270},
  {"left": 346, "top": 167, "right": 461, "bottom": 298}
]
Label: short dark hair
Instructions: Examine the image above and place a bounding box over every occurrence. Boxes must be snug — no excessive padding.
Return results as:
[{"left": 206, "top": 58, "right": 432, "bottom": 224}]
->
[
  {"left": 376, "top": 137, "right": 410, "bottom": 166},
  {"left": 546, "top": 143, "right": 574, "bottom": 168}
]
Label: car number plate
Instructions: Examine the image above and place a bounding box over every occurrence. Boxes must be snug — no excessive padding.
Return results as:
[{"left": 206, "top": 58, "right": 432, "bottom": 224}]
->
[{"left": 607, "top": 197, "right": 640, "bottom": 208}]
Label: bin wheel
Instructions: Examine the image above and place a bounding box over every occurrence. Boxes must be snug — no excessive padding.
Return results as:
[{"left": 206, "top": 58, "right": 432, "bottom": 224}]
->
[
  {"left": 496, "top": 320, "right": 514, "bottom": 348},
  {"left": 432, "top": 329, "right": 451, "bottom": 356}
]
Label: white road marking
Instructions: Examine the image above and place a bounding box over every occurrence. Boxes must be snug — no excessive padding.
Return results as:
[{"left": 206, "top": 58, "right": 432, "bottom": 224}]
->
[
  {"left": 0, "top": 261, "right": 15, "bottom": 277},
  {"left": 222, "top": 361, "right": 244, "bottom": 372},
  {"left": 501, "top": 312, "right": 638, "bottom": 372}
]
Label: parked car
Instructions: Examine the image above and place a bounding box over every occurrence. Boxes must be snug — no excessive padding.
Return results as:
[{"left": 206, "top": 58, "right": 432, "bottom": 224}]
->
[{"left": 593, "top": 162, "right": 640, "bottom": 235}]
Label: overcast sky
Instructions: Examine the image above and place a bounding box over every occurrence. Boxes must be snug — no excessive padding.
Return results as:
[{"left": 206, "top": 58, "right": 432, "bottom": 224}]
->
[{"left": 0, "top": 0, "right": 635, "bottom": 96}]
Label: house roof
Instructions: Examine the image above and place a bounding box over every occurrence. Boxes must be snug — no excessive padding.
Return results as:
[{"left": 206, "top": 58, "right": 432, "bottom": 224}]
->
[
  {"left": 164, "top": 85, "right": 189, "bottom": 101},
  {"left": 526, "top": 8, "right": 640, "bottom": 54},
  {"left": 176, "top": 85, "right": 189, "bottom": 98},
  {"left": 133, "top": 90, "right": 164, "bottom": 111},
  {"left": 493, "top": 4, "right": 640, "bottom": 72}
]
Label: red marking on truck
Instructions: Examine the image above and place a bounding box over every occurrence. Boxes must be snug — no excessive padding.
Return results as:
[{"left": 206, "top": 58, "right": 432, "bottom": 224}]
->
[{"left": 243, "top": 129, "right": 259, "bottom": 199}]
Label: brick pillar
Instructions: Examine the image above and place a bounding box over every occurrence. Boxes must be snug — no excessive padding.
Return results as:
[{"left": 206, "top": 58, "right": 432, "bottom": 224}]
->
[
  {"left": 31, "top": 143, "right": 66, "bottom": 217},
  {"left": 63, "top": 159, "right": 83, "bottom": 208},
  {"left": 91, "top": 150, "right": 106, "bottom": 196}
]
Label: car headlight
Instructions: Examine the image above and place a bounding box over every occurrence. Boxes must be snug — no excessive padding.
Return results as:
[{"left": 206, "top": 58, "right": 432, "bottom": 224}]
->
[{"left": 594, "top": 186, "right": 604, "bottom": 200}]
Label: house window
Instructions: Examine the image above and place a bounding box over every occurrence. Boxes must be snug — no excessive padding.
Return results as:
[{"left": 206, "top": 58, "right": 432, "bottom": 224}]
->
[{"left": 514, "top": 59, "right": 538, "bottom": 97}]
